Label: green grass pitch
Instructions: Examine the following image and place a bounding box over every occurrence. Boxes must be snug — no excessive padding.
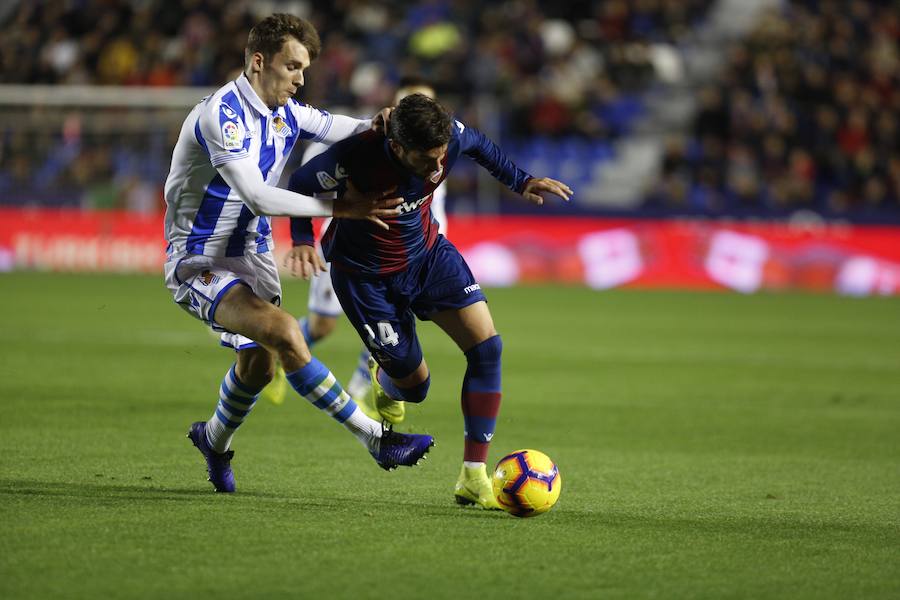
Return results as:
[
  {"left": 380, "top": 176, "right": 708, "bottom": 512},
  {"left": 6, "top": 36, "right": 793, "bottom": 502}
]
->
[{"left": 1, "top": 273, "right": 898, "bottom": 599}]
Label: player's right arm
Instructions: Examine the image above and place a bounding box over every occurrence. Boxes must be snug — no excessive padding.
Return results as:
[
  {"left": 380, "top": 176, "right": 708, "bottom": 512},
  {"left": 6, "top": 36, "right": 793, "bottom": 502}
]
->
[
  {"left": 194, "top": 100, "right": 336, "bottom": 217},
  {"left": 216, "top": 160, "right": 334, "bottom": 217},
  {"left": 288, "top": 139, "right": 398, "bottom": 232},
  {"left": 197, "top": 100, "right": 398, "bottom": 220}
]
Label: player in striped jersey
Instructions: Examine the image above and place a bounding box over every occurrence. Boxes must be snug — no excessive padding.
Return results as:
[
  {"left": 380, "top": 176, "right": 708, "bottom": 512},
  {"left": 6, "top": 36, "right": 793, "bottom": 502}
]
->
[
  {"left": 287, "top": 94, "right": 571, "bottom": 508},
  {"left": 261, "top": 77, "right": 447, "bottom": 412},
  {"left": 164, "top": 14, "right": 433, "bottom": 492}
]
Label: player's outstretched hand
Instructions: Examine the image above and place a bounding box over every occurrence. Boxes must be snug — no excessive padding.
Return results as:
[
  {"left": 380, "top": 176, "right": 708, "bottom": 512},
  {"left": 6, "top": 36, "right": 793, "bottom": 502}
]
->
[
  {"left": 282, "top": 244, "right": 326, "bottom": 280},
  {"left": 522, "top": 177, "right": 573, "bottom": 205},
  {"left": 371, "top": 107, "right": 393, "bottom": 135},
  {"left": 336, "top": 180, "right": 403, "bottom": 230}
]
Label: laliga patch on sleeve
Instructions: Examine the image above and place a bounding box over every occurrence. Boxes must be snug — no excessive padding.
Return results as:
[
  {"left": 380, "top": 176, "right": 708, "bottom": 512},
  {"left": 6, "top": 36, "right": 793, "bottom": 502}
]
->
[
  {"left": 222, "top": 120, "right": 244, "bottom": 150},
  {"left": 316, "top": 171, "right": 339, "bottom": 189}
]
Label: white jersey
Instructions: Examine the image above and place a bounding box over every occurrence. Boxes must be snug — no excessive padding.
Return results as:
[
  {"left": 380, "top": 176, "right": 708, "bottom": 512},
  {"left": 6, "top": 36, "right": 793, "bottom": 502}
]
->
[{"left": 164, "top": 74, "right": 369, "bottom": 258}]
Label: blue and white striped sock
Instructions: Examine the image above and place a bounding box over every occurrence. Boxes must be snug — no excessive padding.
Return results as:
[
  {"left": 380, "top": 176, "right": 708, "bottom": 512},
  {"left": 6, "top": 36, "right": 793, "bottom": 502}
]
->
[
  {"left": 205, "top": 364, "right": 262, "bottom": 453},
  {"left": 298, "top": 317, "right": 315, "bottom": 347},
  {"left": 286, "top": 357, "right": 381, "bottom": 450},
  {"left": 355, "top": 349, "right": 371, "bottom": 380},
  {"left": 346, "top": 348, "right": 372, "bottom": 398}
]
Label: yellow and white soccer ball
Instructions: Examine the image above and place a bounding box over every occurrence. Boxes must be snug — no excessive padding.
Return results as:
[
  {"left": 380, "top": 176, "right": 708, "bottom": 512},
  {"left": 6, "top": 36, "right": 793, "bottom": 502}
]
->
[{"left": 492, "top": 449, "right": 561, "bottom": 517}]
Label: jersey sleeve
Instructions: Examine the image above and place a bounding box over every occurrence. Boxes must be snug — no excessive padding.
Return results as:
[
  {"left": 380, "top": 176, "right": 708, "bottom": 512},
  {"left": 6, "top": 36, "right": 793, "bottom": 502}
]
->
[
  {"left": 288, "top": 143, "right": 350, "bottom": 246},
  {"left": 454, "top": 119, "right": 532, "bottom": 193},
  {"left": 197, "top": 92, "right": 252, "bottom": 167},
  {"left": 290, "top": 102, "right": 371, "bottom": 144}
]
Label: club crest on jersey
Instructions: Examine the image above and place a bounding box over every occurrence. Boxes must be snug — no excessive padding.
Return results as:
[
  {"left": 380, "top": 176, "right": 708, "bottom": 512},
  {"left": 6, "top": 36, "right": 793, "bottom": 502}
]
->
[
  {"left": 222, "top": 120, "right": 243, "bottom": 150},
  {"left": 220, "top": 103, "right": 238, "bottom": 120},
  {"left": 198, "top": 270, "right": 220, "bottom": 286},
  {"left": 271, "top": 116, "right": 292, "bottom": 138}
]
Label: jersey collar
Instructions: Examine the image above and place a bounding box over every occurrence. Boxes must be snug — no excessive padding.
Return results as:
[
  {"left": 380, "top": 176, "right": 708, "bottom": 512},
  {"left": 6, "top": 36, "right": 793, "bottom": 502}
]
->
[{"left": 235, "top": 73, "right": 272, "bottom": 117}]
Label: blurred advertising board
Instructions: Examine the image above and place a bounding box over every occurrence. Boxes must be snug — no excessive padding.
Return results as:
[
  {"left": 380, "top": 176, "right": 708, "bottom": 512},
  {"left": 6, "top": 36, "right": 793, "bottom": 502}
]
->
[{"left": 1, "top": 208, "right": 898, "bottom": 296}]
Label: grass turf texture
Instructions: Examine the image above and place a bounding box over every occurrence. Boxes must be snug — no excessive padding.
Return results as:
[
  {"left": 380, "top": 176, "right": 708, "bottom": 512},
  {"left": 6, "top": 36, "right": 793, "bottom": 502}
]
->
[{"left": 1, "top": 273, "right": 898, "bottom": 599}]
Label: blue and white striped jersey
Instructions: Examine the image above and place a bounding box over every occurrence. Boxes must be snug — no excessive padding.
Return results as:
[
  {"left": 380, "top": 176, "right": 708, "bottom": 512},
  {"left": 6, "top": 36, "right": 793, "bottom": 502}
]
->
[{"left": 164, "top": 74, "right": 369, "bottom": 257}]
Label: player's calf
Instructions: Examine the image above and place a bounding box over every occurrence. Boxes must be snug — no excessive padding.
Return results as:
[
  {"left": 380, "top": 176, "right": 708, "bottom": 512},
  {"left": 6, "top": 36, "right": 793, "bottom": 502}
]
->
[
  {"left": 235, "top": 346, "right": 276, "bottom": 390},
  {"left": 461, "top": 335, "right": 503, "bottom": 465}
]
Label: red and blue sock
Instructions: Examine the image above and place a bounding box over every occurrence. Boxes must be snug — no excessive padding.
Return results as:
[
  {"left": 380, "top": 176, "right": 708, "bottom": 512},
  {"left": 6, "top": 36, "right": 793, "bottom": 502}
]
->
[{"left": 460, "top": 335, "right": 502, "bottom": 463}]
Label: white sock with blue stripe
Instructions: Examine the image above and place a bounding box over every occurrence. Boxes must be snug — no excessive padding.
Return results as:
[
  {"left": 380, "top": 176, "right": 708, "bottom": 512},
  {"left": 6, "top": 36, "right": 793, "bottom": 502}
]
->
[
  {"left": 206, "top": 364, "right": 261, "bottom": 453},
  {"left": 286, "top": 357, "right": 381, "bottom": 451}
]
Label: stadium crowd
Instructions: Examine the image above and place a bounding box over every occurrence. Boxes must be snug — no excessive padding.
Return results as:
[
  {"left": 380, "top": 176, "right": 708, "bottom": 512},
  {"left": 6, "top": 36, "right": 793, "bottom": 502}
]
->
[
  {"left": 0, "top": 0, "right": 713, "bottom": 210},
  {"left": 1, "top": 0, "right": 710, "bottom": 131},
  {"left": 649, "top": 0, "right": 900, "bottom": 218},
  {"left": 1, "top": 0, "right": 897, "bottom": 220}
]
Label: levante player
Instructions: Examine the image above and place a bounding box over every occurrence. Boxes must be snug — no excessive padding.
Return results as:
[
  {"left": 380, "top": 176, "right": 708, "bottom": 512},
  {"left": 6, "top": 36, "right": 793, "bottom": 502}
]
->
[{"left": 287, "top": 94, "right": 571, "bottom": 508}]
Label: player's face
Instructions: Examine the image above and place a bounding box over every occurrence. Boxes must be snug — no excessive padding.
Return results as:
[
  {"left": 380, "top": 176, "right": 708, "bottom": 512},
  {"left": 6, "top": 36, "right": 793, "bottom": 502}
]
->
[
  {"left": 395, "top": 143, "right": 448, "bottom": 180},
  {"left": 259, "top": 38, "right": 310, "bottom": 108}
]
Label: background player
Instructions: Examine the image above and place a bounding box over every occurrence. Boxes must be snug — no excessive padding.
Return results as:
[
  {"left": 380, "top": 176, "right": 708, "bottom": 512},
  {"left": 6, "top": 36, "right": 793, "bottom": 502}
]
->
[
  {"left": 286, "top": 94, "right": 571, "bottom": 508},
  {"left": 262, "top": 76, "right": 447, "bottom": 410},
  {"left": 163, "top": 14, "right": 434, "bottom": 493}
]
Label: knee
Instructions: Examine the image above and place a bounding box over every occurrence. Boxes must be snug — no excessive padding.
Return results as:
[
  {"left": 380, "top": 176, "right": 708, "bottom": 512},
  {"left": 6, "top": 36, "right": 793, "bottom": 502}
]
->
[
  {"left": 265, "top": 314, "right": 312, "bottom": 364},
  {"left": 465, "top": 334, "right": 502, "bottom": 365},
  {"left": 399, "top": 375, "right": 430, "bottom": 403}
]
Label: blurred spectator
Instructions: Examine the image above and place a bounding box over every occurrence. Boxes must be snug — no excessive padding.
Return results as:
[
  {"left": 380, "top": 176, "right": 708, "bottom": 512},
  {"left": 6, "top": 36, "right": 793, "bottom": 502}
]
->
[
  {"left": 655, "top": 0, "right": 900, "bottom": 217},
  {"left": 1, "top": 0, "right": 716, "bottom": 214}
]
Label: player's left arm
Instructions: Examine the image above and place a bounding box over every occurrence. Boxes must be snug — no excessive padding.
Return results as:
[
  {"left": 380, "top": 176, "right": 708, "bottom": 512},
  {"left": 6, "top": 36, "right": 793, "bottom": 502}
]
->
[
  {"left": 293, "top": 102, "right": 394, "bottom": 145},
  {"left": 283, "top": 220, "right": 326, "bottom": 280},
  {"left": 283, "top": 144, "right": 347, "bottom": 279},
  {"left": 280, "top": 105, "right": 394, "bottom": 279},
  {"left": 292, "top": 102, "right": 370, "bottom": 145},
  {"left": 455, "top": 119, "right": 572, "bottom": 205}
]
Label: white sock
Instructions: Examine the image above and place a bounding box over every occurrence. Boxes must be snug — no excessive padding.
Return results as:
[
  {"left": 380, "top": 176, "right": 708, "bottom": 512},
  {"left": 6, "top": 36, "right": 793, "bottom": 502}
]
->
[{"left": 342, "top": 407, "right": 383, "bottom": 453}]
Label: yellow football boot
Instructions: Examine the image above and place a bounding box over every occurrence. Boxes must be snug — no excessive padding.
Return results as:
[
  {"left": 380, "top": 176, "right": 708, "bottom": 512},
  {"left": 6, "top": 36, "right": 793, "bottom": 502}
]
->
[
  {"left": 259, "top": 363, "right": 288, "bottom": 405},
  {"left": 367, "top": 357, "right": 405, "bottom": 424},
  {"left": 454, "top": 463, "right": 502, "bottom": 510},
  {"left": 353, "top": 373, "right": 381, "bottom": 422}
]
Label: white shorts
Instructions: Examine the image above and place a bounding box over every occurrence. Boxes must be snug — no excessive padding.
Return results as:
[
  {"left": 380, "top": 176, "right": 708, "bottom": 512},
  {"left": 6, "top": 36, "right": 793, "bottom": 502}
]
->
[
  {"left": 164, "top": 251, "right": 282, "bottom": 350},
  {"left": 308, "top": 259, "right": 344, "bottom": 317}
]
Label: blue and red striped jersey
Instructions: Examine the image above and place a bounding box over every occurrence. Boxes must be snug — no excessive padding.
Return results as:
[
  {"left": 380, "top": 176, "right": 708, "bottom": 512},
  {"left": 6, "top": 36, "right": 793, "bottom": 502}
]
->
[{"left": 288, "top": 119, "right": 532, "bottom": 275}]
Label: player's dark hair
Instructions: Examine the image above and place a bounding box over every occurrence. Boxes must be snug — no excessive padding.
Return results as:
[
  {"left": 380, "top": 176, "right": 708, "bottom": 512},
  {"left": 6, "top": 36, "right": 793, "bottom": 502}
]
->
[
  {"left": 245, "top": 14, "right": 321, "bottom": 66},
  {"left": 388, "top": 94, "right": 452, "bottom": 152}
]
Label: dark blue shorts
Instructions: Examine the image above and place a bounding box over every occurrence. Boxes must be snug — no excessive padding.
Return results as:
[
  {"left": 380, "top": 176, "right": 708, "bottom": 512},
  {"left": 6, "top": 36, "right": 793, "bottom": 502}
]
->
[{"left": 330, "top": 235, "right": 487, "bottom": 378}]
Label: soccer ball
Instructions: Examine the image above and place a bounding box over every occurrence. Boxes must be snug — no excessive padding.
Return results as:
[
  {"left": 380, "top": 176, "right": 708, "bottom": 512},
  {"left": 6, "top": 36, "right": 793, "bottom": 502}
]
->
[{"left": 492, "top": 449, "right": 561, "bottom": 517}]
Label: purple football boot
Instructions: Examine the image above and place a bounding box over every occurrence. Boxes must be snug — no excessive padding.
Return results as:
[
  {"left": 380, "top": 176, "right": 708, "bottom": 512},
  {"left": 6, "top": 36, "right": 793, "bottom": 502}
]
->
[
  {"left": 187, "top": 421, "right": 235, "bottom": 492},
  {"left": 372, "top": 425, "right": 435, "bottom": 471}
]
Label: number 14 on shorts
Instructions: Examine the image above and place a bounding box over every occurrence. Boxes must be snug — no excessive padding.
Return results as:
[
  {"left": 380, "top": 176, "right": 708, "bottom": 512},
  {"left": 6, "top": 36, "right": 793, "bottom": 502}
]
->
[{"left": 364, "top": 322, "right": 399, "bottom": 348}]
